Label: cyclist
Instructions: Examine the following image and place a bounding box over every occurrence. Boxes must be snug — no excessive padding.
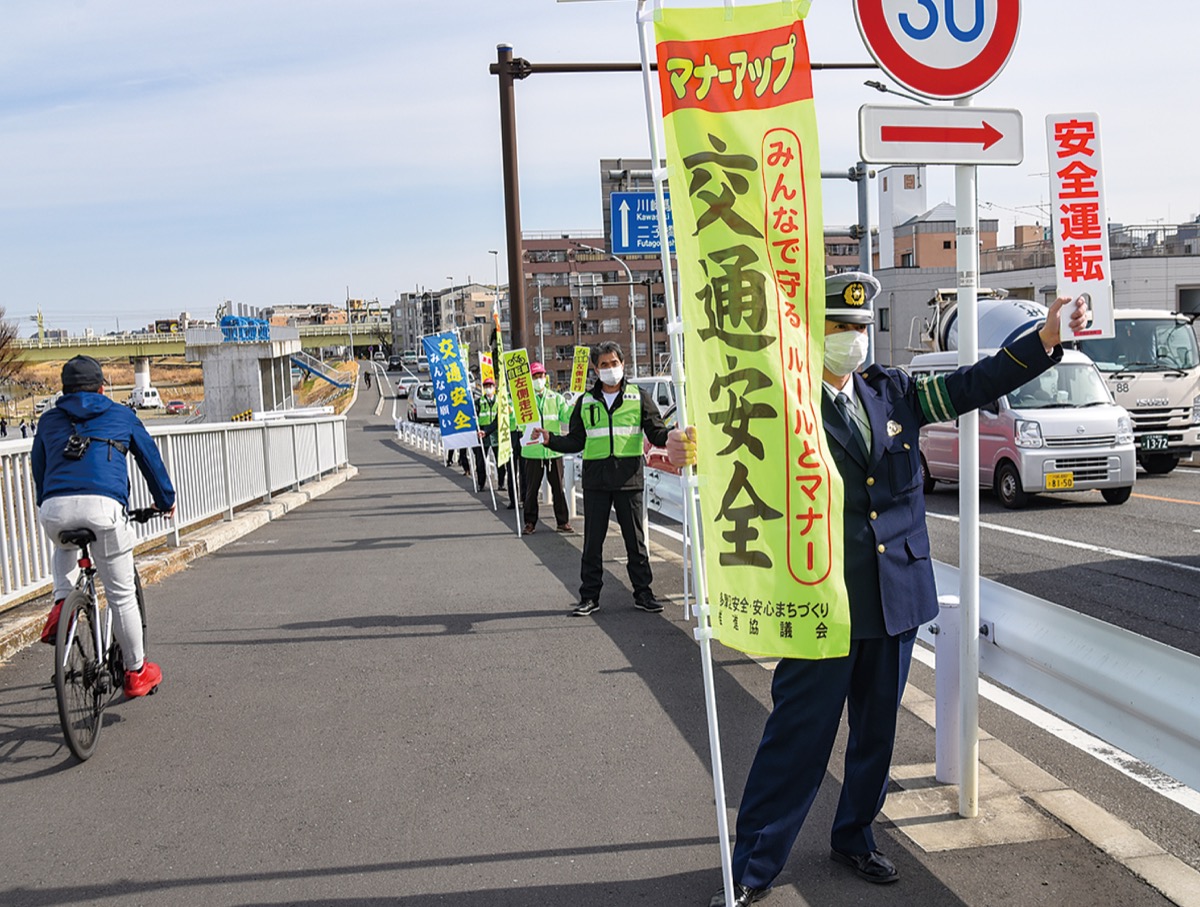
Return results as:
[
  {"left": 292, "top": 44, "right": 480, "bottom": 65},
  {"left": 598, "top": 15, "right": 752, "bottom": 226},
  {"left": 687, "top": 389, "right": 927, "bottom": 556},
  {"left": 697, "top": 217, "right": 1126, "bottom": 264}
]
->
[{"left": 31, "top": 356, "right": 176, "bottom": 698}]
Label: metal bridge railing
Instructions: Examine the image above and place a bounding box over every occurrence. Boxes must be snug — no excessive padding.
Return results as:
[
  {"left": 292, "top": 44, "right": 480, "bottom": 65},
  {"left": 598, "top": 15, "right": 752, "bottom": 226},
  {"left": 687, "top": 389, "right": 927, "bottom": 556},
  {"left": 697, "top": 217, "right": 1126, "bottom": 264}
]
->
[{"left": 0, "top": 414, "right": 349, "bottom": 612}]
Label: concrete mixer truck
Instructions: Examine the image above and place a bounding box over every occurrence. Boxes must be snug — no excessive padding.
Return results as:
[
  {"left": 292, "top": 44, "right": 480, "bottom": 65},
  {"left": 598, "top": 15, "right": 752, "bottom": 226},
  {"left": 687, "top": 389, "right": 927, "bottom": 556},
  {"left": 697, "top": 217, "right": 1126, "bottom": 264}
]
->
[{"left": 908, "top": 289, "right": 1135, "bottom": 507}]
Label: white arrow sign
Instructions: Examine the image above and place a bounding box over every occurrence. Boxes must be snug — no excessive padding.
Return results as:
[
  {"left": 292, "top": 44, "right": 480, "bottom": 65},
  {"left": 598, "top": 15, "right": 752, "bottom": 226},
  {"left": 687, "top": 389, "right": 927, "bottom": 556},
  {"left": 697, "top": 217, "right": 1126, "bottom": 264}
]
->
[{"left": 859, "top": 105, "right": 1024, "bottom": 166}]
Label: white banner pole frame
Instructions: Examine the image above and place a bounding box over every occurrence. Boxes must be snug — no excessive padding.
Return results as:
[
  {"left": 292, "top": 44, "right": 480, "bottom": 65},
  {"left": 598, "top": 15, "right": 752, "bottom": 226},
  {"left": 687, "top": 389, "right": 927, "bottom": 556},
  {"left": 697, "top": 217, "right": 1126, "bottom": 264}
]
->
[{"left": 636, "top": 4, "right": 736, "bottom": 905}]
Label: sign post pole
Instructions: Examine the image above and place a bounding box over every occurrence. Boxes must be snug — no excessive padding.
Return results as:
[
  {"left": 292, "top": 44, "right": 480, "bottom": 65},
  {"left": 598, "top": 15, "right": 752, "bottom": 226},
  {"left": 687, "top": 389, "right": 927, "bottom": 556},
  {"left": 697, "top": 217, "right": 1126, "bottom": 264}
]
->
[
  {"left": 955, "top": 94, "right": 981, "bottom": 819},
  {"left": 854, "top": 0, "right": 1023, "bottom": 822}
]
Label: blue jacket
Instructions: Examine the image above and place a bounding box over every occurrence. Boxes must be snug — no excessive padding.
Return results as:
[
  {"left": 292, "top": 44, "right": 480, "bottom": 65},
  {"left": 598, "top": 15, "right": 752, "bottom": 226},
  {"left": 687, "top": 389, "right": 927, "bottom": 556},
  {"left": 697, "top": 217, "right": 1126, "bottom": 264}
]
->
[
  {"left": 825, "top": 330, "right": 1059, "bottom": 638},
  {"left": 32, "top": 393, "right": 176, "bottom": 511}
]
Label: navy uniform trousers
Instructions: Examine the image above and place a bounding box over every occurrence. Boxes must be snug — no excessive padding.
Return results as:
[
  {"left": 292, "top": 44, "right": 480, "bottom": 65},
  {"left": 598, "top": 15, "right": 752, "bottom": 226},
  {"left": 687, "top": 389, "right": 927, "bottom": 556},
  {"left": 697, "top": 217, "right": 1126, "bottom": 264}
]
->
[{"left": 730, "top": 331, "right": 1057, "bottom": 890}]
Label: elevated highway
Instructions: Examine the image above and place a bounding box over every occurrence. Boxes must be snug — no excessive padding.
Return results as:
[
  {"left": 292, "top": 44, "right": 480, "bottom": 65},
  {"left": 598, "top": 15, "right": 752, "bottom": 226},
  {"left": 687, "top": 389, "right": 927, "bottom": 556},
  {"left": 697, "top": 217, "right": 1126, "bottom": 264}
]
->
[{"left": 12, "top": 323, "right": 388, "bottom": 362}]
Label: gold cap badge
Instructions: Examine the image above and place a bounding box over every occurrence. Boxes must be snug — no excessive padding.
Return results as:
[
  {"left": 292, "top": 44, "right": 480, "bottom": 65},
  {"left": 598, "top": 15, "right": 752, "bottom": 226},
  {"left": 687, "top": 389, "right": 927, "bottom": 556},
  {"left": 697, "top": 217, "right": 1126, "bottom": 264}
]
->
[{"left": 843, "top": 282, "right": 866, "bottom": 307}]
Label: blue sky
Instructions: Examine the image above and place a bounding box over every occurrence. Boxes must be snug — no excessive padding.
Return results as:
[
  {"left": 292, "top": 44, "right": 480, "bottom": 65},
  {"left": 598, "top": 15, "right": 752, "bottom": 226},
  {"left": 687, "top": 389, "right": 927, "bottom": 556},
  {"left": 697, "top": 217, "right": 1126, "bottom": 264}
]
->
[{"left": 1, "top": 1, "right": 1193, "bottom": 336}]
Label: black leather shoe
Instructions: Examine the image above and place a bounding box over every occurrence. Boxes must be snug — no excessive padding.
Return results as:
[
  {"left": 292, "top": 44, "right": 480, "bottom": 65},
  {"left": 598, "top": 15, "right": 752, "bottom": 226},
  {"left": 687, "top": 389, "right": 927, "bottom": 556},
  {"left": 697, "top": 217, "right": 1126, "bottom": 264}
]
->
[
  {"left": 708, "top": 883, "right": 770, "bottom": 907},
  {"left": 830, "top": 848, "right": 898, "bottom": 884}
]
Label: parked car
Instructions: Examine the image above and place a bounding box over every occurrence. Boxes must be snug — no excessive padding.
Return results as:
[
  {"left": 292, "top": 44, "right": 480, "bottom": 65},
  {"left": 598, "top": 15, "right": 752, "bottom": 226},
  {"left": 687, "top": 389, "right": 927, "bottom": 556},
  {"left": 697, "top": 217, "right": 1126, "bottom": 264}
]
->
[
  {"left": 909, "top": 348, "right": 1136, "bottom": 508},
  {"left": 165, "top": 400, "right": 189, "bottom": 415},
  {"left": 408, "top": 383, "right": 438, "bottom": 422},
  {"left": 397, "top": 375, "right": 421, "bottom": 399}
]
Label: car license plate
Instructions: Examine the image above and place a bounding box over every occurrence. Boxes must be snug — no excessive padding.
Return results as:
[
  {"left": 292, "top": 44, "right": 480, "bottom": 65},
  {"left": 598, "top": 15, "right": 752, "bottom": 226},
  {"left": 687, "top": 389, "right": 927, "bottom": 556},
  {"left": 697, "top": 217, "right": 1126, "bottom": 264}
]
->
[
  {"left": 1045, "top": 472, "right": 1075, "bottom": 491},
  {"left": 1140, "top": 434, "right": 1170, "bottom": 451}
]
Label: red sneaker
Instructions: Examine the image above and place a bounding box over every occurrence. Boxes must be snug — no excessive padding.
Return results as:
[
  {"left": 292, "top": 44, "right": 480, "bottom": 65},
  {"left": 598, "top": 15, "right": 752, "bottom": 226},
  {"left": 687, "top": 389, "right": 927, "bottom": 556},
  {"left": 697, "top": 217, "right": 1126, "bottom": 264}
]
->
[
  {"left": 124, "top": 661, "right": 162, "bottom": 698},
  {"left": 39, "top": 599, "right": 65, "bottom": 645}
]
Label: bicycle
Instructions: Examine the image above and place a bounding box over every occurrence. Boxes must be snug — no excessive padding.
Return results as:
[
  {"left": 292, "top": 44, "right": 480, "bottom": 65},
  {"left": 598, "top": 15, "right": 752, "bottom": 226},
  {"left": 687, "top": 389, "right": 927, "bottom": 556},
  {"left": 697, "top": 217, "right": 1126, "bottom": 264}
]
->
[{"left": 53, "top": 507, "right": 162, "bottom": 761}]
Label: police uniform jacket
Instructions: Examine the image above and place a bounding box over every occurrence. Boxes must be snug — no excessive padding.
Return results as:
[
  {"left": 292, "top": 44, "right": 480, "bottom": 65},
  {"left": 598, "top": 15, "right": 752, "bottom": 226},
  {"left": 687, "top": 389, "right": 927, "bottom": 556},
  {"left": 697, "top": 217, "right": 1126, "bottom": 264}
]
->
[
  {"left": 831, "top": 330, "right": 1060, "bottom": 639},
  {"left": 546, "top": 379, "right": 670, "bottom": 492}
]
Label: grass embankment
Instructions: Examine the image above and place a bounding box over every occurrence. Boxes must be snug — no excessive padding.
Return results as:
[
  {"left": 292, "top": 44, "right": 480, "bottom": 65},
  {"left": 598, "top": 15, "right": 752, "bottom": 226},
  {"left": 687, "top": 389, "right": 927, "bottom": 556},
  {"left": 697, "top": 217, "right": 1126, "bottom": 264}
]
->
[{"left": 7, "top": 356, "right": 358, "bottom": 421}]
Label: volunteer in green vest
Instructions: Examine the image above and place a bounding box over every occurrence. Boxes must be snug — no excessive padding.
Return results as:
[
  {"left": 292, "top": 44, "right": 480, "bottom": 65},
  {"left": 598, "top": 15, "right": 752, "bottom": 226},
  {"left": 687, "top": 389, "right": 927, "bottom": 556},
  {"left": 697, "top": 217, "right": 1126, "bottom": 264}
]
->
[
  {"left": 531, "top": 341, "right": 670, "bottom": 616},
  {"left": 520, "top": 362, "right": 572, "bottom": 534},
  {"left": 481, "top": 379, "right": 524, "bottom": 510},
  {"left": 477, "top": 377, "right": 516, "bottom": 507}
]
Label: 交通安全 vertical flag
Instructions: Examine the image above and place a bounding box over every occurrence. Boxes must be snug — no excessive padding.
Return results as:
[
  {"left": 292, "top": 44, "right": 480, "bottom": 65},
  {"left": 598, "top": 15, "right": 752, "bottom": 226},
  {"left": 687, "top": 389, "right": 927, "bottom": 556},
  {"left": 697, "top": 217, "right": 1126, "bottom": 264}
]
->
[
  {"left": 422, "top": 332, "right": 479, "bottom": 450},
  {"left": 655, "top": 0, "right": 850, "bottom": 659}
]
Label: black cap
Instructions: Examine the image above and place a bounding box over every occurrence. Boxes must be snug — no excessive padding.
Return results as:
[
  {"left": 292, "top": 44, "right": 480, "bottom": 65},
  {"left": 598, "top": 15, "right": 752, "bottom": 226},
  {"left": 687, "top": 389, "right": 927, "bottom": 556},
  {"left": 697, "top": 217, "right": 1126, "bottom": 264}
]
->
[
  {"left": 61, "top": 356, "right": 105, "bottom": 392},
  {"left": 824, "top": 271, "right": 881, "bottom": 325}
]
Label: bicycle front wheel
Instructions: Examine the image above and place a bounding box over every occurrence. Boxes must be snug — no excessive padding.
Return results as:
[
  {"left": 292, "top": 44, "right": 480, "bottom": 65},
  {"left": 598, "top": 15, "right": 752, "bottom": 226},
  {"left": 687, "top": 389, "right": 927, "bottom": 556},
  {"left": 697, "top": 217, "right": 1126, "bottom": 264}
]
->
[{"left": 54, "top": 591, "right": 103, "bottom": 761}]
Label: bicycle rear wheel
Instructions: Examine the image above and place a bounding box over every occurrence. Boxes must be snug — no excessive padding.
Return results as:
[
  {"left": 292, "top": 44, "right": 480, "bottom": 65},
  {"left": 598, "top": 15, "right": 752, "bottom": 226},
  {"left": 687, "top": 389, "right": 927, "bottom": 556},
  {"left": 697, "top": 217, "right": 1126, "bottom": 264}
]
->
[{"left": 54, "top": 591, "right": 103, "bottom": 761}]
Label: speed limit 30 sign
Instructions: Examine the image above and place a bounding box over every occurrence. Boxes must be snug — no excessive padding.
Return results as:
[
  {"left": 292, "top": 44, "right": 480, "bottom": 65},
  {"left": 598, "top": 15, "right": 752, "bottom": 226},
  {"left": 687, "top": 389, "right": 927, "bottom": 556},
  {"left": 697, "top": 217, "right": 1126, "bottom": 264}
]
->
[{"left": 854, "top": 0, "right": 1021, "bottom": 100}]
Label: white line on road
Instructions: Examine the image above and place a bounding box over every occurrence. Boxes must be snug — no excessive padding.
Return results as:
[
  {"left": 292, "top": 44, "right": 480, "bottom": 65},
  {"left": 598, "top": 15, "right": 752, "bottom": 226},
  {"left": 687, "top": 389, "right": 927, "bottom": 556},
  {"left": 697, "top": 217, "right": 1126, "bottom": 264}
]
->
[
  {"left": 926, "top": 511, "right": 1200, "bottom": 576},
  {"left": 910, "top": 644, "right": 1200, "bottom": 815}
]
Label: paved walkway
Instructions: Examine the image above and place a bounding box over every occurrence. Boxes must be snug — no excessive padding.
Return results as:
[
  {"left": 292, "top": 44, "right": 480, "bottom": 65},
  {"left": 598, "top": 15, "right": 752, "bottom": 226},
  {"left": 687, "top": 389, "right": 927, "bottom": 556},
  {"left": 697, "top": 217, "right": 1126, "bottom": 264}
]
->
[{"left": 0, "top": 390, "right": 1196, "bottom": 906}]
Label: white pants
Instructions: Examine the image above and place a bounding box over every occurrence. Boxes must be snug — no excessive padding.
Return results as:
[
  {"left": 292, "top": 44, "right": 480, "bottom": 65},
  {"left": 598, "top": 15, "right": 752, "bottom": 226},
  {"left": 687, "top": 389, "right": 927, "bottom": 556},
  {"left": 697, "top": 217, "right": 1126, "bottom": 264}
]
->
[{"left": 39, "top": 495, "right": 144, "bottom": 671}]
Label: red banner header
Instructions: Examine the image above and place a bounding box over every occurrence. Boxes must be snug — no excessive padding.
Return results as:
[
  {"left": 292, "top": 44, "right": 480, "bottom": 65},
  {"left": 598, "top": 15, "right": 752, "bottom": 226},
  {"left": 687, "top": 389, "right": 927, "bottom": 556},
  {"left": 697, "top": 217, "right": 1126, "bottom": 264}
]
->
[{"left": 657, "top": 23, "right": 813, "bottom": 116}]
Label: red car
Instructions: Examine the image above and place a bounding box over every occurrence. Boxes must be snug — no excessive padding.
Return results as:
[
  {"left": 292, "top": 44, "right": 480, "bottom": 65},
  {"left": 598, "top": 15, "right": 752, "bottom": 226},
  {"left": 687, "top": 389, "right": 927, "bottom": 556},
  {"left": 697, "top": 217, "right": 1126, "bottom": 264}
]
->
[{"left": 165, "top": 400, "right": 189, "bottom": 415}]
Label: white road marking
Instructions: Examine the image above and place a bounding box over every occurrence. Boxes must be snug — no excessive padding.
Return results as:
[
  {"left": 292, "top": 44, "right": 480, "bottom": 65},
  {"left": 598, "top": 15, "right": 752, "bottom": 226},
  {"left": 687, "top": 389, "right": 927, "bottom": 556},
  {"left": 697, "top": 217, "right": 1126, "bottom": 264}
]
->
[
  {"left": 911, "top": 644, "right": 1200, "bottom": 815},
  {"left": 925, "top": 511, "right": 1200, "bottom": 576}
]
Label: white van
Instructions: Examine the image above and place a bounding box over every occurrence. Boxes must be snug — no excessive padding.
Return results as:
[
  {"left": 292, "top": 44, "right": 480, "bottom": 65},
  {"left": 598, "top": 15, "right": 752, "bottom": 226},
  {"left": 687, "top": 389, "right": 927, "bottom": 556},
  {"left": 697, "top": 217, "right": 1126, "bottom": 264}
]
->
[
  {"left": 130, "top": 386, "right": 164, "bottom": 410},
  {"left": 909, "top": 349, "right": 1136, "bottom": 508}
]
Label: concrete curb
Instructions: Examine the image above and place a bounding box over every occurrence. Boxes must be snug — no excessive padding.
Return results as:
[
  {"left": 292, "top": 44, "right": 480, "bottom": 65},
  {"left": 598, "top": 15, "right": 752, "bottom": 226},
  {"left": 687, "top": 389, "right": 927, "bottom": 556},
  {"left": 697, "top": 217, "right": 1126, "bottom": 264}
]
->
[{"left": 0, "top": 465, "right": 357, "bottom": 664}]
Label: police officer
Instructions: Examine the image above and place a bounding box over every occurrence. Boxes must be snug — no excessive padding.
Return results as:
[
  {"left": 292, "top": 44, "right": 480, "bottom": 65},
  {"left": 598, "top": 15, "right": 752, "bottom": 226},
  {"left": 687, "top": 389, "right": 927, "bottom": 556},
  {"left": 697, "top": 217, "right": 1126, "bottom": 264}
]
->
[
  {"left": 532, "top": 341, "right": 671, "bottom": 616},
  {"left": 668, "top": 275, "right": 1088, "bottom": 906},
  {"left": 520, "top": 362, "right": 572, "bottom": 533}
]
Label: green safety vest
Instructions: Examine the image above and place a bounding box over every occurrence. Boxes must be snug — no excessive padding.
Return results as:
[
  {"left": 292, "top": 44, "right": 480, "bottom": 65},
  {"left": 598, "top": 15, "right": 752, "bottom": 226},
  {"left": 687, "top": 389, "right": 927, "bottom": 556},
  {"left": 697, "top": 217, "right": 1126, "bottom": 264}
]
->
[
  {"left": 478, "top": 396, "right": 498, "bottom": 444},
  {"left": 581, "top": 389, "right": 644, "bottom": 460},
  {"left": 478, "top": 396, "right": 497, "bottom": 429},
  {"left": 522, "top": 390, "right": 565, "bottom": 460}
]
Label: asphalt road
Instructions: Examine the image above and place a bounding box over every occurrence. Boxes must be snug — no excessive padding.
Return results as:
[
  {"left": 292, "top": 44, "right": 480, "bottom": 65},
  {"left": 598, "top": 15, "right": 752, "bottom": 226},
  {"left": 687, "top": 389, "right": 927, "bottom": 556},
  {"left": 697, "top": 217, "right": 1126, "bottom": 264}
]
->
[
  {"left": 0, "top": 391, "right": 1191, "bottom": 906},
  {"left": 921, "top": 467, "right": 1200, "bottom": 656}
]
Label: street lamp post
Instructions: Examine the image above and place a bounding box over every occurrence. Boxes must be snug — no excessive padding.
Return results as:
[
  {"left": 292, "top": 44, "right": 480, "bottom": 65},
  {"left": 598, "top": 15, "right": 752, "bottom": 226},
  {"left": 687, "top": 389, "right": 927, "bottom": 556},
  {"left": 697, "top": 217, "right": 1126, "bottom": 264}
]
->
[
  {"left": 535, "top": 278, "right": 546, "bottom": 366},
  {"left": 575, "top": 243, "right": 638, "bottom": 377},
  {"left": 445, "top": 277, "right": 457, "bottom": 331}
]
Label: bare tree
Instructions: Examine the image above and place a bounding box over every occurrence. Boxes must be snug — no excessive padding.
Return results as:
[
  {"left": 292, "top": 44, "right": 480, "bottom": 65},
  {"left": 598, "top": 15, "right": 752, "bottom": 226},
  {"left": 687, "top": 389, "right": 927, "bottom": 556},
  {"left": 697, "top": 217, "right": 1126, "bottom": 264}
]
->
[{"left": 0, "top": 306, "right": 25, "bottom": 386}]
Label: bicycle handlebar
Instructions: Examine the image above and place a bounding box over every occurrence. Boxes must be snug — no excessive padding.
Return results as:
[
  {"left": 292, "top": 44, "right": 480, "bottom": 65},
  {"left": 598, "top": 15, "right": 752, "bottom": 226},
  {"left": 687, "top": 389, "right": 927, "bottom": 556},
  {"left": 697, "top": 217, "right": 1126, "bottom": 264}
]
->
[{"left": 128, "top": 507, "right": 166, "bottom": 524}]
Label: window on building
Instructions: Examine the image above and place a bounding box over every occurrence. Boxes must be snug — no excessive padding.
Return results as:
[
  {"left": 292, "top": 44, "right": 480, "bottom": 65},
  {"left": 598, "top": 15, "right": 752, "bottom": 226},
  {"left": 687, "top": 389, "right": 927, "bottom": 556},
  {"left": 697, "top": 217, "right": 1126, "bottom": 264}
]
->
[
  {"left": 878, "top": 307, "right": 890, "bottom": 332},
  {"left": 901, "top": 252, "right": 914, "bottom": 267},
  {"left": 600, "top": 318, "right": 622, "bottom": 334},
  {"left": 943, "top": 240, "right": 953, "bottom": 250},
  {"left": 904, "top": 174, "right": 916, "bottom": 190}
]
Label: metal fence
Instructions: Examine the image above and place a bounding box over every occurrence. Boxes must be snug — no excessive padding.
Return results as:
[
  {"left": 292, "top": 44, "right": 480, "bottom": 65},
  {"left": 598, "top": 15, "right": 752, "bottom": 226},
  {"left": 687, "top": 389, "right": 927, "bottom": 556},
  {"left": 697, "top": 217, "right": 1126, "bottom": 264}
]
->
[{"left": 0, "top": 415, "right": 348, "bottom": 612}]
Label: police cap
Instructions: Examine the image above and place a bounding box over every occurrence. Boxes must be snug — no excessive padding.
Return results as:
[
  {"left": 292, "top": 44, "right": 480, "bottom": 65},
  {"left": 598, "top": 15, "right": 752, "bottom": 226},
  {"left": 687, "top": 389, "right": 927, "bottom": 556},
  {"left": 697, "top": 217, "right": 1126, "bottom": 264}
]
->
[{"left": 824, "top": 271, "right": 880, "bottom": 325}]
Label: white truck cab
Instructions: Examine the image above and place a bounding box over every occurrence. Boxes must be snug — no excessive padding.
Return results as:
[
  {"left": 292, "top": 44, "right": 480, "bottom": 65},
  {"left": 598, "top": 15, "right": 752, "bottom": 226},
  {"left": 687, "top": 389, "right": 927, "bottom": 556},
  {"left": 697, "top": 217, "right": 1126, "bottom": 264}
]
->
[
  {"left": 628, "top": 375, "right": 675, "bottom": 417},
  {"left": 1072, "top": 309, "right": 1200, "bottom": 474},
  {"left": 909, "top": 349, "right": 1136, "bottom": 508}
]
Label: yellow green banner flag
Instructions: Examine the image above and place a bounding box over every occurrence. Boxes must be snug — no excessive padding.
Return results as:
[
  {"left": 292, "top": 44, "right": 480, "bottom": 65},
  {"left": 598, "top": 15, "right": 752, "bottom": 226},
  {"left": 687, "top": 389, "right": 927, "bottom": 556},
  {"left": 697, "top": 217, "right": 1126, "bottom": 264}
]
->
[
  {"left": 655, "top": 1, "right": 849, "bottom": 659},
  {"left": 570, "top": 346, "right": 591, "bottom": 393},
  {"left": 493, "top": 317, "right": 513, "bottom": 468},
  {"left": 479, "top": 352, "right": 495, "bottom": 385},
  {"left": 503, "top": 348, "right": 541, "bottom": 427}
]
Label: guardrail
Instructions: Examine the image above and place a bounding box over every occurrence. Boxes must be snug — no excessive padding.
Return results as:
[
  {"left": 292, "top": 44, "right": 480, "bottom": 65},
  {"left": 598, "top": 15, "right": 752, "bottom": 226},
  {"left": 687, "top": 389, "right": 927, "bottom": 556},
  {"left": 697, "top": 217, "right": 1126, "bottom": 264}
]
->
[
  {"left": 922, "top": 562, "right": 1200, "bottom": 794},
  {"left": 0, "top": 415, "right": 349, "bottom": 612},
  {"left": 390, "top": 427, "right": 1200, "bottom": 792}
]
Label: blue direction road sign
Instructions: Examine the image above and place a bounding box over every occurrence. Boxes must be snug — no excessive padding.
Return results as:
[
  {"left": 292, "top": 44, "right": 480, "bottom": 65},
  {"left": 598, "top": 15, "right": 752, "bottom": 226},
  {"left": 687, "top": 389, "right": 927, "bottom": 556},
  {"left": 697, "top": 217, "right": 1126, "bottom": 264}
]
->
[{"left": 609, "top": 191, "right": 675, "bottom": 256}]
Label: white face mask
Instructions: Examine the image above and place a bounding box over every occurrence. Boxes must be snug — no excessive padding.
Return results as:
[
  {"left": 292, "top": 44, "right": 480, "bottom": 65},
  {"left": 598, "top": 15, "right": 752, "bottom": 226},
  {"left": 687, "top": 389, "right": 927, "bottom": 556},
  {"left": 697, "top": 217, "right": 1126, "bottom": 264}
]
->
[
  {"left": 823, "top": 330, "right": 869, "bottom": 376},
  {"left": 598, "top": 365, "right": 624, "bottom": 386},
  {"left": 484, "top": 389, "right": 495, "bottom": 400},
  {"left": 532, "top": 377, "right": 546, "bottom": 393}
]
